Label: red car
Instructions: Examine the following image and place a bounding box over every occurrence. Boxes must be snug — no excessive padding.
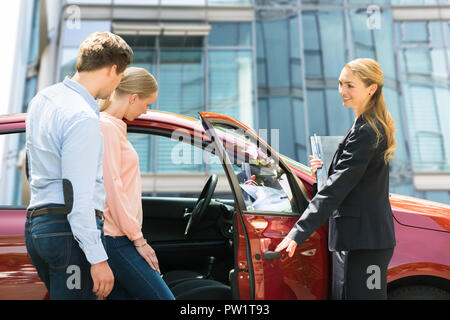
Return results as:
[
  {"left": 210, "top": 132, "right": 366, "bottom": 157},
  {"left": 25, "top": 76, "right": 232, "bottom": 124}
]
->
[{"left": 0, "top": 111, "right": 449, "bottom": 300}]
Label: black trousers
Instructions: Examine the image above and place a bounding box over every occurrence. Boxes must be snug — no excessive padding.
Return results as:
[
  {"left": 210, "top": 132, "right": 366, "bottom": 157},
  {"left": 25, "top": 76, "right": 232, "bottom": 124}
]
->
[{"left": 331, "top": 248, "right": 394, "bottom": 300}]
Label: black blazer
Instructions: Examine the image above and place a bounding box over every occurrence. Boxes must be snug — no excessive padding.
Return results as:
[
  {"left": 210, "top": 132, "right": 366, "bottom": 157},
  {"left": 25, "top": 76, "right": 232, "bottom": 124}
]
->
[{"left": 288, "top": 116, "right": 396, "bottom": 251}]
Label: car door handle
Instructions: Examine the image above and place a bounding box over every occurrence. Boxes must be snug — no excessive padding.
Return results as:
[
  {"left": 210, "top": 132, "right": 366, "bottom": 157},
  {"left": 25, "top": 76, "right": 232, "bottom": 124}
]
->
[{"left": 263, "top": 251, "right": 282, "bottom": 261}]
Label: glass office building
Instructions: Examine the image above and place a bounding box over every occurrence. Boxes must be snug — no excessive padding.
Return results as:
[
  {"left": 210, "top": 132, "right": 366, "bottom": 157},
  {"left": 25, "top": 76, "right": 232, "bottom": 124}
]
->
[{"left": 2, "top": 0, "right": 449, "bottom": 205}]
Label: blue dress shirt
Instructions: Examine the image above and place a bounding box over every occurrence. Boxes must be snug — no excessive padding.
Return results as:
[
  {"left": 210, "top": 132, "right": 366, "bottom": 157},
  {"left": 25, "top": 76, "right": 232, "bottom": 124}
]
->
[{"left": 26, "top": 77, "right": 108, "bottom": 264}]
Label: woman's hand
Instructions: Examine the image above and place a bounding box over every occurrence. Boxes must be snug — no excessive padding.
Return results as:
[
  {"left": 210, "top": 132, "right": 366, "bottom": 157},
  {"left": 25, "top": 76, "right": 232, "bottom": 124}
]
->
[
  {"left": 275, "top": 236, "right": 298, "bottom": 258},
  {"left": 309, "top": 155, "right": 323, "bottom": 179},
  {"left": 244, "top": 175, "right": 258, "bottom": 186},
  {"left": 134, "top": 239, "right": 160, "bottom": 274}
]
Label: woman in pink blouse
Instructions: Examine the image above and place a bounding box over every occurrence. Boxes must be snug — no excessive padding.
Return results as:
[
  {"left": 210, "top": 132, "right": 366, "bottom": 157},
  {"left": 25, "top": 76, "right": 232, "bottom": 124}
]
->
[{"left": 99, "top": 67, "right": 175, "bottom": 300}]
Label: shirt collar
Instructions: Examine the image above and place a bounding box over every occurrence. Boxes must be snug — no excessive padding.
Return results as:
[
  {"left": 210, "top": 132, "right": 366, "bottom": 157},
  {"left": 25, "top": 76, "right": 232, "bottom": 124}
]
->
[{"left": 63, "top": 76, "right": 100, "bottom": 116}]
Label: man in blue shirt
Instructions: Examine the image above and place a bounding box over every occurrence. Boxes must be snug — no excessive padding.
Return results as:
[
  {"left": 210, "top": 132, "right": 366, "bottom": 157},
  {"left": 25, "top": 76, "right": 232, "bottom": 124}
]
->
[{"left": 25, "top": 31, "right": 133, "bottom": 299}]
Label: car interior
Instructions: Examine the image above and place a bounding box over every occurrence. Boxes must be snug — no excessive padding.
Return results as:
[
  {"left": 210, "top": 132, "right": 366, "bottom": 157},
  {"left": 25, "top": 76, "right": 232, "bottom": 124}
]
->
[
  {"left": 142, "top": 179, "right": 237, "bottom": 300},
  {"left": 133, "top": 129, "right": 239, "bottom": 300}
]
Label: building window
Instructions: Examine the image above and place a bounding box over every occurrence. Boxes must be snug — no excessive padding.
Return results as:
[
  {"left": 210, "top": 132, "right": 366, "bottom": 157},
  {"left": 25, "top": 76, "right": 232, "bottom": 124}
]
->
[
  {"left": 391, "top": 0, "right": 447, "bottom": 5},
  {"left": 256, "top": 9, "right": 306, "bottom": 162},
  {"left": 209, "top": 22, "right": 253, "bottom": 127},
  {"left": 208, "top": 22, "right": 252, "bottom": 47},
  {"left": 396, "top": 20, "right": 450, "bottom": 172},
  {"left": 59, "top": 20, "right": 112, "bottom": 80}
]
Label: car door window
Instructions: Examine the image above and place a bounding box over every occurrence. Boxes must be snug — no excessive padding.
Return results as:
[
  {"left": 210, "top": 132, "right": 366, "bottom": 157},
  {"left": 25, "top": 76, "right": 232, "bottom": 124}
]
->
[
  {"left": 0, "top": 132, "right": 28, "bottom": 207},
  {"left": 209, "top": 123, "right": 297, "bottom": 214},
  {"left": 127, "top": 130, "right": 232, "bottom": 198}
]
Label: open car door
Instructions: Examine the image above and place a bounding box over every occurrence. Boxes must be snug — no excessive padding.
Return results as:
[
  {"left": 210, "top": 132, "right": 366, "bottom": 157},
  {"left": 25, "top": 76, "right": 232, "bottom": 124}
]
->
[{"left": 199, "top": 112, "right": 328, "bottom": 300}]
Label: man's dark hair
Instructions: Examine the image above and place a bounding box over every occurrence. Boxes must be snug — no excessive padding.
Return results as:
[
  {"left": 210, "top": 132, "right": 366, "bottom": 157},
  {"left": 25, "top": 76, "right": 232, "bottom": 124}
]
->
[{"left": 76, "top": 31, "right": 133, "bottom": 74}]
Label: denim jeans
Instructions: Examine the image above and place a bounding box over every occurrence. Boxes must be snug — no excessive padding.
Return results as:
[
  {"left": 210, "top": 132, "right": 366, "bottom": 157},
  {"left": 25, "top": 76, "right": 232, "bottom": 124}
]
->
[
  {"left": 24, "top": 213, "right": 105, "bottom": 300},
  {"left": 105, "top": 236, "right": 175, "bottom": 300}
]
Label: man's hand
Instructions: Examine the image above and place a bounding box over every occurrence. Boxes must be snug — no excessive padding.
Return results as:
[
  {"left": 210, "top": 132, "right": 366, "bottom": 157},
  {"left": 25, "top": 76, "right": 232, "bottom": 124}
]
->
[{"left": 90, "top": 260, "right": 114, "bottom": 300}]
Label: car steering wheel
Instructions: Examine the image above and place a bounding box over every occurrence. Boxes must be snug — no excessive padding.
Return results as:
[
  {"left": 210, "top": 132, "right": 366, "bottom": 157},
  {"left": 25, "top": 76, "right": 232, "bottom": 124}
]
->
[{"left": 184, "top": 174, "right": 218, "bottom": 237}]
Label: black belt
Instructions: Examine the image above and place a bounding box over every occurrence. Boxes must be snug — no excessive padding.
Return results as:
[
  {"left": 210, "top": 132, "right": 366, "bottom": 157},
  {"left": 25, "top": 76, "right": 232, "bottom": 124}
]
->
[{"left": 27, "top": 207, "right": 103, "bottom": 220}]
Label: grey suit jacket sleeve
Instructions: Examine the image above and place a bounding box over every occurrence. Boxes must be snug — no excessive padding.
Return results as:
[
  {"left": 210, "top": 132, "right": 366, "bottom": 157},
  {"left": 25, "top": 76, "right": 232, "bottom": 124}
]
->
[{"left": 287, "top": 123, "right": 378, "bottom": 245}]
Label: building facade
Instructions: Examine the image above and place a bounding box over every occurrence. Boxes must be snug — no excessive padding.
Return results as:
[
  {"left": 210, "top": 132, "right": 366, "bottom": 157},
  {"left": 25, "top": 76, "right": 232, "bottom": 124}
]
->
[{"left": 1, "top": 0, "right": 449, "bottom": 206}]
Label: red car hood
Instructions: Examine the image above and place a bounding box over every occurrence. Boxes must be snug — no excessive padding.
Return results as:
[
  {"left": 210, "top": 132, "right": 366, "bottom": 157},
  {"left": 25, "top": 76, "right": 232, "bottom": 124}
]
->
[{"left": 390, "top": 193, "right": 450, "bottom": 233}]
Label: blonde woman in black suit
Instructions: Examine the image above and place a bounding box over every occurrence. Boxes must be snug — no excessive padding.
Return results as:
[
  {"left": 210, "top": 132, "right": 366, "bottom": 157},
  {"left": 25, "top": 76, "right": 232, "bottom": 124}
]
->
[{"left": 276, "top": 58, "right": 397, "bottom": 300}]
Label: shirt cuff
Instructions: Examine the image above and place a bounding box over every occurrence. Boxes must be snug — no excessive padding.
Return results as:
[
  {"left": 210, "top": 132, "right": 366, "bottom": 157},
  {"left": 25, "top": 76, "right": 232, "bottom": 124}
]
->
[{"left": 82, "top": 242, "right": 108, "bottom": 265}]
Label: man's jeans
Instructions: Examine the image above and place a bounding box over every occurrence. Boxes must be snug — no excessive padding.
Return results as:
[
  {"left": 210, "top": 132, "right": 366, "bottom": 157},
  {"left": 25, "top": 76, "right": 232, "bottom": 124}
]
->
[{"left": 24, "top": 213, "right": 105, "bottom": 300}]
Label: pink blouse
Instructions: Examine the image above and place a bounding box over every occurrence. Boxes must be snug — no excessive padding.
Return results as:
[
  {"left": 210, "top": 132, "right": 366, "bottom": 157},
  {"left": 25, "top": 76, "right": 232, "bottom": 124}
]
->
[{"left": 99, "top": 111, "right": 143, "bottom": 241}]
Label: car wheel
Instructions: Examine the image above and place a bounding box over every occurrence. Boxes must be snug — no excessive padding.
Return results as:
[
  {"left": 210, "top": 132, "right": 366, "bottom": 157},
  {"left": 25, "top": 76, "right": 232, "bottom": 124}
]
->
[{"left": 388, "top": 285, "right": 450, "bottom": 300}]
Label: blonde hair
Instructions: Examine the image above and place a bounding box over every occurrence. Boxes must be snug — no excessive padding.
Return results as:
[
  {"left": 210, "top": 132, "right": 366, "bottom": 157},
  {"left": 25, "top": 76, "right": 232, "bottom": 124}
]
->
[
  {"left": 99, "top": 67, "right": 158, "bottom": 111},
  {"left": 345, "top": 58, "right": 396, "bottom": 164}
]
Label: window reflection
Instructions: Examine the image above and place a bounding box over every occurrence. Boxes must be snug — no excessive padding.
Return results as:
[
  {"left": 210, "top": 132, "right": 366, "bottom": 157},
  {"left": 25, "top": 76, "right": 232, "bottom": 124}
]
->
[
  {"left": 396, "top": 19, "right": 450, "bottom": 172},
  {"left": 62, "top": 20, "right": 111, "bottom": 47},
  {"left": 160, "top": 36, "right": 203, "bottom": 48},
  {"left": 256, "top": 11, "right": 301, "bottom": 89},
  {"left": 59, "top": 20, "right": 111, "bottom": 80},
  {"left": 161, "top": 0, "right": 205, "bottom": 5},
  {"left": 317, "top": 11, "right": 346, "bottom": 79},
  {"left": 28, "top": 0, "right": 40, "bottom": 64},
  {"left": 208, "top": 51, "right": 253, "bottom": 126},
  {"left": 302, "top": 10, "right": 347, "bottom": 79},
  {"left": 301, "top": 0, "right": 343, "bottom": 4},
  {"left": 405, "top": 85, "right": 447, "bottom": 171},
  {"left": 120, "top": 35, "right": 156, "bottom": 48},
  {"left": 402, "top": 22, "right": 428, "bottom": 43},
  {"left": 254, "top": 0, "right": 297, "bottom": 6},
  {"left": 302, "top": 13, "right": 322, "bottom": 78},
  {"left": 113, "top": 0, "right": 158, "bottom": 4},
  {"left": 131, "top": 50, "right": 157, "bottom": 74},
  {"left": 207, "top": 0, "right": 251, "bottom": 5},
  {"left": 302, "top": 9, "right": 350, "bottom": 142},
  {"left": 212, "top": 123, "right": 297, "bottom": 213},
  {"left": 159, "top": 50, "right": 204, "bottom": 118},
  {"left": 391, "top": 0, "right": 439, "bottom": 4},
  {"left": 256, "top": 9, "right": 306, "bottom": 163},
  {"left": 60, "top": 48, "right": 78, "bottom": 80},
  {"left": 209, "top": 23, "right": 252, "bottom": 47},
  {"left": 404, "top": 49, "right": 432, "bottom": 74},
  {"left": 66, "top": 0, "right": 112, "bottom": 4},
  {"left": 349, "top": 9, "right": 376, "bottom": 60}
]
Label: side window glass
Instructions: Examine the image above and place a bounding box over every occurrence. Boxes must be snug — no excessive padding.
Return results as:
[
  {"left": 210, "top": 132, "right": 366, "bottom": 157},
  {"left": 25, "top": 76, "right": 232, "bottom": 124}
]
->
[
  {"left": 0, "top": 133, "right": 28, "bottom": 207},
  {"left": 127, "top": 131, "right": 232, "bottom": 197},
  {"left": 211, "top": 124, "right": 297, "bottom": 213}
]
